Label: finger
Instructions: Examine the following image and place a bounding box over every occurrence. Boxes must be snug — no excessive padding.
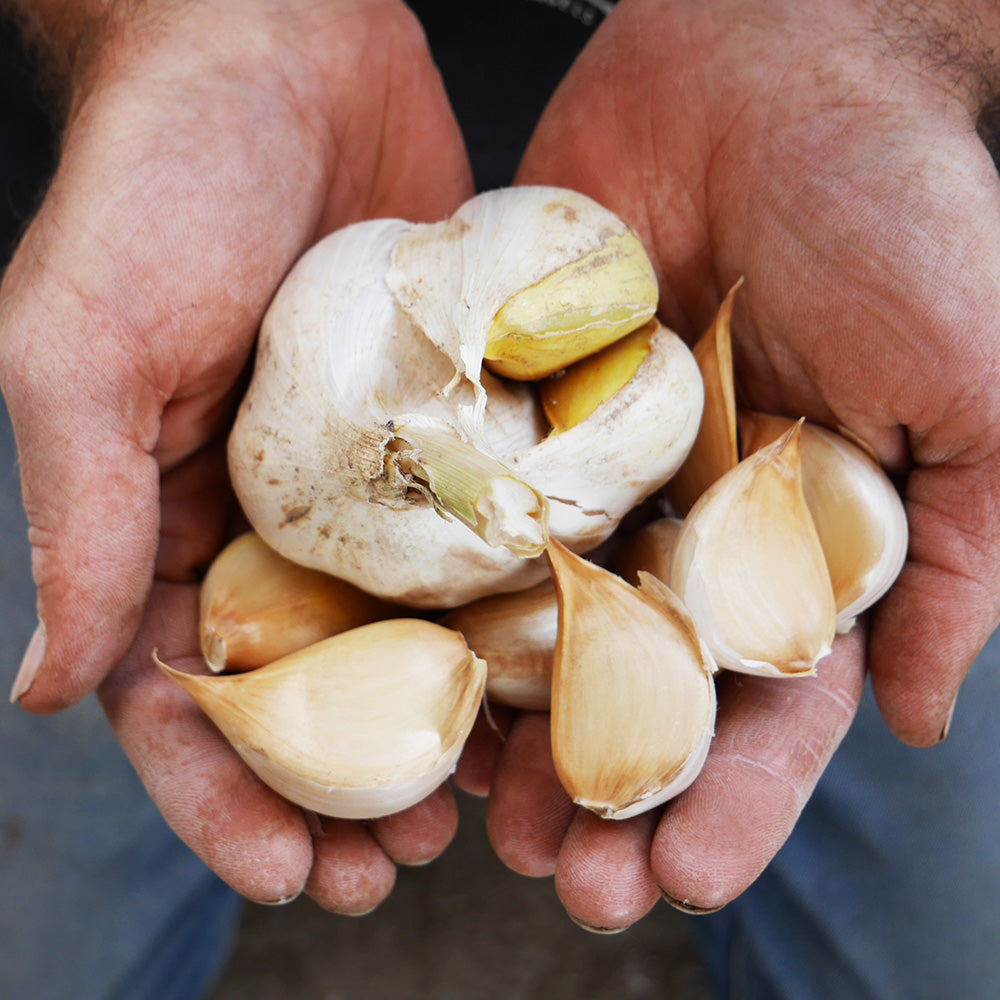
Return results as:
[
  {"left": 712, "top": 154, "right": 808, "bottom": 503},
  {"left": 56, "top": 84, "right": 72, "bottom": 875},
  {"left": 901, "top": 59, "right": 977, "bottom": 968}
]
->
[
  {"left": 652, "top": 625, "right": 866, "bottom": 911},
  {"left": 98, "top": 582, "right": 314, "bottom": 903},
  {"left": 485, "top": 711, "right": 575, "bottom": 877},
  {"left": 368, "top": 783, "right": 459, "bottom": 867},
  {"left": 554, "top": 809, "right": 661, "bottom": 933},
  {"left": 306, "top": 817, "right": 397, "bottom": 916},
  {"left": 870, "top": 459, "right": 1000, "bottom": 746},
  {"left": 452, "top": 704, "right": 515, "bottom": 798}
]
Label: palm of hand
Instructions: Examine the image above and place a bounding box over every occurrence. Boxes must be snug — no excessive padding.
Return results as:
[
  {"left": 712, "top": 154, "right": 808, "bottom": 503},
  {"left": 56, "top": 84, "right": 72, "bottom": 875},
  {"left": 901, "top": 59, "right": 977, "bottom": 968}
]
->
[{"left": 485, "top": 0, "right": 1000, "bottom": 924}]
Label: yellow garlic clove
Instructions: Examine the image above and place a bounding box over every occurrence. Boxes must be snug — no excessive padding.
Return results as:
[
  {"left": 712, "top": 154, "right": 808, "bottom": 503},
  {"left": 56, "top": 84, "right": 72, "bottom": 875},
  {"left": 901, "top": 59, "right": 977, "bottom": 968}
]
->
[
  {"left": 158, "top": 619, "right": 487, "bottom": 819},
  {"left": 510, "top": 319, "right": 703, "bottom": 552},
  {"left": 199, "top": 531, "right": 394, "bottom": 673},
  {"left": 540, "top": 319, "right": 656, "bottom": 432},
  {"left": 547, "top": 540, "right": 717, "bottom": 820},
  {"left": 483, "top": 228, "right": 658, "bottom": 381},
  {"left": 738, "top": 411, "right": 908, "bottom": 631},
  {"left": 612, "top": 516, "right": 684, "bottom": 587},
  {"left": 665, "top": 280, "right": 741, "bottom": 516},
  {"left": 669, "top": 422, "right": 837, "bottom": 677},
  {"left": 440, "top": 580, "right": 557, "bottom": 711}
]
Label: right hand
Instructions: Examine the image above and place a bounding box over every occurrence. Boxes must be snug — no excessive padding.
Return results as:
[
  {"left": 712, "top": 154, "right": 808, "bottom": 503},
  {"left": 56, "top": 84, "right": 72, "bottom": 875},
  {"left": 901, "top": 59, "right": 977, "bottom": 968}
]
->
[{"left": 0, "top": 0, "right": 474, "bottom": 910}]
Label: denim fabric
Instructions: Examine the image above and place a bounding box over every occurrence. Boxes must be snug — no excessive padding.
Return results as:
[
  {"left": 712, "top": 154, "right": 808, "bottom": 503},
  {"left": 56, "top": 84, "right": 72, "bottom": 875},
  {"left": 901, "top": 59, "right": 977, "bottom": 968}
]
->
[
  {"left": 0, "top": 395, "right": 243, "bottom": 1000},
  {"left": 692, "top": 643, "right": 1000, "bottom": 1000}
]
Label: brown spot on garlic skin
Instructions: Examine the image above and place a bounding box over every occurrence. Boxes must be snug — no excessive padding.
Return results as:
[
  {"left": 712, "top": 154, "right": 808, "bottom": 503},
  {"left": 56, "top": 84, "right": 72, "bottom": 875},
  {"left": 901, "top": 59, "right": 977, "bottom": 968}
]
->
[{"left": 281, "top": 504, "right": 312, "bottom": 525}]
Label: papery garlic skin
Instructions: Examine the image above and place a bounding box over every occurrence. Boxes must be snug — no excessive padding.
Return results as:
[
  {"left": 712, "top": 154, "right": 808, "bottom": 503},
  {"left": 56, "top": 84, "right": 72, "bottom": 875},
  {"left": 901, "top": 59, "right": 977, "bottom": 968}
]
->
[
  {"left": 670, "top": 424, "right": 837, "bottom": 677},
  {"left": 199, "top": 531, "right": 393, "bottom": 672},
  {"left": 547, "top": 540, "right": 717, "bottom": 820},
  {"left": 440, "top": 580, "right": 557, "bottom": 710},
  {"left": 613, "top": 516, "right": 684, "bottom": 587},
  {"left": 158, "top": 619, "right": 486, "bottom": 819},
  {"left": 738, "top": 412, "right": 908, "bottom": 631},
  {"left": 229, "top": 187, "right": 702, "bottom": 607},
  {"left": 510, "top": 319, "right": 702, "bottom": 551}
]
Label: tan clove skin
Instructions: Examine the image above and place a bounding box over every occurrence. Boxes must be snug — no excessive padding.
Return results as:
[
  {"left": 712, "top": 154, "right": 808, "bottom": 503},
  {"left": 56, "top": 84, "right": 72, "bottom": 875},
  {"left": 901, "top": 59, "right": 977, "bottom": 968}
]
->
[{"left": 199, "top": 531, "right": 395, "bottom": 673}]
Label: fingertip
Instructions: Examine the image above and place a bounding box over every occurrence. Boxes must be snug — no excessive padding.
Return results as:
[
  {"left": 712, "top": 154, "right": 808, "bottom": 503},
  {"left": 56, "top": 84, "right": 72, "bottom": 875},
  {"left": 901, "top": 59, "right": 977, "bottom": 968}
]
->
[
  {"left": 554, "top": 809, "right": 660, "bottom": 933},
  {"left": 307, "top": 818, "right": 397, "bottom": 916},
  {"left": 485, "top": 712, "right": 573, "bottom": 878},
  {"left": 369, "top": 784, "right": 459, "bottom": 867}
]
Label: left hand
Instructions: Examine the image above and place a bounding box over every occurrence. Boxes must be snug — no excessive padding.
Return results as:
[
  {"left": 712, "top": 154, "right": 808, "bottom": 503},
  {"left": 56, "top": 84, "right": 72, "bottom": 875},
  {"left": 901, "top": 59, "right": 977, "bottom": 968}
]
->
[{"left": 479, "top": 0, "right": 1000, "bottom": 927}]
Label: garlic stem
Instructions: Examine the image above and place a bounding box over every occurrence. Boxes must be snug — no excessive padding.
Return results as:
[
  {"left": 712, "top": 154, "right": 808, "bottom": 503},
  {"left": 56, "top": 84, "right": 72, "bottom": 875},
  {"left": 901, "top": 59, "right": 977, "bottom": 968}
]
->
[{"left": 391, "top": 419, "right": 549, "bottom": 558}]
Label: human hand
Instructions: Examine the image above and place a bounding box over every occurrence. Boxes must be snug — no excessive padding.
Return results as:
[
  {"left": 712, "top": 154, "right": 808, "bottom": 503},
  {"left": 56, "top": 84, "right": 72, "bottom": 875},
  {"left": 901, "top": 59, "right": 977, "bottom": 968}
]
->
[
  {"left": 0, "top": 0, "right": 474, "bottom": 909},
  {"left": 482, "top": 0, "right": 1000, "bottom": 923}
]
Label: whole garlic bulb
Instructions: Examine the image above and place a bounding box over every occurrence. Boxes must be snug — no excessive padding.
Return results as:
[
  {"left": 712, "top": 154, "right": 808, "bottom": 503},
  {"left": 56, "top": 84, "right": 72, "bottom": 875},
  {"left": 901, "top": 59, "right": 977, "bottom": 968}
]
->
[{"left": 229, "top": 187, "right": 703, "bottom": 608}]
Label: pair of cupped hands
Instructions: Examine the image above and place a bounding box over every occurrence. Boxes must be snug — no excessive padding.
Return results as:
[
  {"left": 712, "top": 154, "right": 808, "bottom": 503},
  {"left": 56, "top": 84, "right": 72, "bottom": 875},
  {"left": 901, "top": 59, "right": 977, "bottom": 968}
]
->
[{"left": 3, "top": 0, "right": 1000, "bottom": 928}]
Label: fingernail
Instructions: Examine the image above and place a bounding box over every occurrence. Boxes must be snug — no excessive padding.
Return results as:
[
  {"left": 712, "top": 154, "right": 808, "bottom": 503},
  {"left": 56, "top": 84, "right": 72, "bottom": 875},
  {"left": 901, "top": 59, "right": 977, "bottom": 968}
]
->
[
  {"left": 255, "top": 889, "right": 303, "bottom": 907},
  {"left": 10, "top": 622, "right": 46, "bottom": 704},
  {"left": 661, "top": 889, "right": 723, "bottom": 915},
  {"left": 939, "top": 694, "right": 958, "bottom": 742},
  {"left": 568, "top": 914, "right": 629, "bottom": 935}
]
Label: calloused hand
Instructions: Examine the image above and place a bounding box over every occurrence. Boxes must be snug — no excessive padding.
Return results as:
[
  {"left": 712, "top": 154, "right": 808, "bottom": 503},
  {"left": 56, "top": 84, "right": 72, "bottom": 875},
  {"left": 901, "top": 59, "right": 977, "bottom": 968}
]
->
[
  {"left": 480, "top": 0, "right": 1000, "bottom": 926},
  {"left": 0, "top": 0, "right": 474, "bottom": 909}
]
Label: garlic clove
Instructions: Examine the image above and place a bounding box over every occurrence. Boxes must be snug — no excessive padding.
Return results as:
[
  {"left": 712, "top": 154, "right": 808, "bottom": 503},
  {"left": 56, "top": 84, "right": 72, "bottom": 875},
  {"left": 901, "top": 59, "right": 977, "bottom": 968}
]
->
[
  {"left": 738, "top": 411, "right": 908, "bottom": 631},
  {"left": 665, "top": 280, "right": 741, "bottom": 516},
  {"left": 511, "top": 319, "right": 703, "bottom": 552},
  {"left": 158, "top": 619, "right": 487, "bottom": 819},
  {"left": 483, "top": 229, "right": 658, "bottom": 380},
  {"left": 612, "top": 516, "right": 685, "bottom": 587},
  {"left": 440, "top": 580, "right": 558, "bottom": 711},
  {"left": 669, "top": 422, "right": 837, "bottom": 677},
  {"left": 199, "top": 531, "right": 395, "bottom": 673},
  {"left": 540, "top": 319, "right": 656, "bottom": 432},
  {"left": 547, "top": 540, "right": 717, "bottom": 820},
  {"left": 389, "top": 186, "right": 657, "bottom": 385}
]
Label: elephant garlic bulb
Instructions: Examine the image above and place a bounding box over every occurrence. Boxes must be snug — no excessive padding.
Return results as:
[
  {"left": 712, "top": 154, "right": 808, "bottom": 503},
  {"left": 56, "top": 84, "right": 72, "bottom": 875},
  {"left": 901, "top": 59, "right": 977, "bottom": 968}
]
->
[
  {"left": 229, "top": 186, "right": 703, "bottom": 608},
  {"left": 158, "top": 619, "right": 486, "bottom": 819},
  {"left": 547, "top": 540, "right": 717, "bottom": 820}
]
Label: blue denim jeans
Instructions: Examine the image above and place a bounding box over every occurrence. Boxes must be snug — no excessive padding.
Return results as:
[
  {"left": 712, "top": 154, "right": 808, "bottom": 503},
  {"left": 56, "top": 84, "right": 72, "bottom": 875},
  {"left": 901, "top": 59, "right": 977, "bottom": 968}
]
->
[
  {"left": 691, "top": 636, "right": 1000, "bottom": 1000},
  {"left": 0, "top": 399, "right": 243, "bottom": 1000}
]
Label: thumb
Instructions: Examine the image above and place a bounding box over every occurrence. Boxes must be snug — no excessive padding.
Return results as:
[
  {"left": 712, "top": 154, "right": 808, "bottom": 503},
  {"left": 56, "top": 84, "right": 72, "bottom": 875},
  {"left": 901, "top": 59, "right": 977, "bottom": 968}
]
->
[{"left": 2, "top": 267, "right": 161, "bottom": 711}]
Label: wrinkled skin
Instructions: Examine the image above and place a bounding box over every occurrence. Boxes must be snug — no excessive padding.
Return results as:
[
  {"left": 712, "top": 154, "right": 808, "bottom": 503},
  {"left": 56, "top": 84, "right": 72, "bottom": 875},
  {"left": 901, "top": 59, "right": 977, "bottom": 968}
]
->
[
  {"left": 4, "top": 0, "right": 1000, "bottom": 927},
  {"left": 476, "top": 0, "right": 1000, "bottom": 928},
  {"left": 0, "top": 0, "right": 474, "bottom": 908}
]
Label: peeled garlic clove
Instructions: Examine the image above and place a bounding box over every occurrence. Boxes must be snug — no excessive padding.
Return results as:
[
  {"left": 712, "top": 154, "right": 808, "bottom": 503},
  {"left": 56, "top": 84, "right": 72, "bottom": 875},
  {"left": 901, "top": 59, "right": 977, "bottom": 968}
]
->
[
  {"left": 540, "top": 319, "right": 655, "bottom": 432},
  {"left": 738, "top": 411, "right": 908, "bottom": 630},
  {"left": 440, "top": 580, "right": 557, "bottom": 710},
  {"left": 670, "top": 423, "right": 837, "bottom": 677},
  {"left": 612, "top": 516, "right": 684, "bottom": 587},
  {"left": 547, "top": 540, "right": 717, "bottom": 820},
  {"left": 199, "top": 531, "right": 394, "bottom": 672},
  {"left": 158, "top": 619, "right": 486, "bottom": 819},
  {"left": 665, "top": 280, "right": 741, "bottom": 515}
]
